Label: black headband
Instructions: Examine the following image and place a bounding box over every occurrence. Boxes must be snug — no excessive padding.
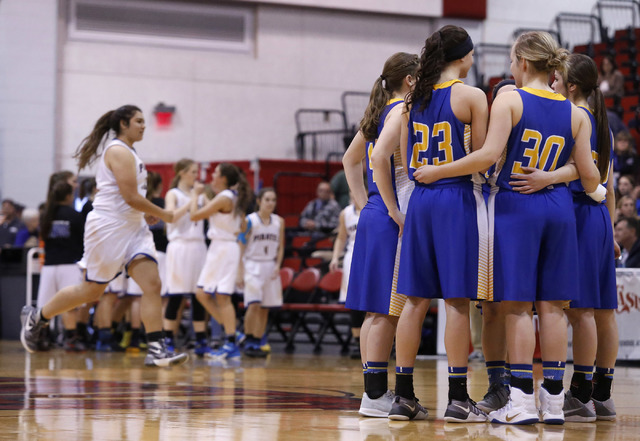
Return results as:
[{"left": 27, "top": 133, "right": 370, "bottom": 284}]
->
[{"left": 444, "top": 35, "right": 474, "bottom": 62}]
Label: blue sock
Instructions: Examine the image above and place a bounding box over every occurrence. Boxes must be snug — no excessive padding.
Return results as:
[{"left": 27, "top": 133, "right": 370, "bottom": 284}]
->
[{"left": 486, "top": 360, "right": 506, "bottom": 385}]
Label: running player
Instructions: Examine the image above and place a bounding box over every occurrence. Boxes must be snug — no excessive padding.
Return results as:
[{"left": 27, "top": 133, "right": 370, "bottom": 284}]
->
[
  {"left": 20, "top": 104, "right": 188, "bottom": 367},
  {"left": 238, "top": 187, "right": 284, "bottom": 357},
  {"left": 413, "top": 32, "right": 601, "bottom": 425},
  {"left": 343, "top": 52, "right": 419, "bottom": 418},
  {"left": 190, "top": 163, "right": 252, "bottom": 360},
  {"left": 375, "top": 25, "right": 489, "bottom": 422},
  {"left": 163, "top": 159, "right": 209, "bottom": 356}
]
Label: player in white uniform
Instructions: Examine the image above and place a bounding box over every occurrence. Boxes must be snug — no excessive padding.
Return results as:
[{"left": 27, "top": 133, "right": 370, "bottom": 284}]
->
[
  {"left": 162, "top": 159, "right": 209, "bottom": 356},
  {"left": 330, "top": 201, "right": 360, "bottom": 303},
  {"left": 238, "top": 188, "right": 285, "bottom": 357},
  {"left": 19, "top": 105, "right": 188, "bottom": 367},
  {"left": 190, "top": 163, "right": 253, "bottom": 360}
]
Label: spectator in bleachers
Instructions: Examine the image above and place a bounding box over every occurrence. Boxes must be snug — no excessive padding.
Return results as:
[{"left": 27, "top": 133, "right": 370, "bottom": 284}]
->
[
  {"left": 14, "top": 208, "right": 40, "bottom": 248},
  {"left": 0, "top": 199, "right": 25, "bottom": 248},
  {"left": 616, "top": 195, "right": 638, "bottom": 222},
  {"left": 613, "top": 132, "right": 639, "bottom": 185},
  {"left": 628, "top": 106, "right": 640, "bottom": 145},
  {"left": 299, "top": 181, "right": 341, "bottom": 238},
  {"left": 598, "top": 55, "right": 625, "bottom": 101},
  {"left": 330, "top": 170, "right": 350, "bottom": 209},
  {"left": 616, "top": 174, "right": 635, "bottom": 201},
  {"left": 614, "top": 217, "right": 640, "bottom": 268}
]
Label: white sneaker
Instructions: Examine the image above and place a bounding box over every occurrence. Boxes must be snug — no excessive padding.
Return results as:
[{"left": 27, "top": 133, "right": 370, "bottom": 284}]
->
[
  {"left": 359, "top": 390, "right": 394, "bottom": 418},
  {"left": 539, "top": 387, "right": 565, "bottom": 425},
  {"left": 489, "top": 387, "right": 539, "bottom": 425}
]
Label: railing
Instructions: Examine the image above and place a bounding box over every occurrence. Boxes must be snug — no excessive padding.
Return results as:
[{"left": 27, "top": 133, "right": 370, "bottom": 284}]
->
[
  {"left": 595, "top": 0, "right": 640, "bottom": 40},
  {"left": 555, "top": 13, "right": 603, "bottom": 50}
]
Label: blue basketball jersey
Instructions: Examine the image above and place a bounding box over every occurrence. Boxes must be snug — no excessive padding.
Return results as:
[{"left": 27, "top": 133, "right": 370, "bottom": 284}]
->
[
  {"left": 365, "top": 99, "right": 404, "bottom": 197},
  {"left": 568, "top": 106, "right": 613, "bottom": 195},
  {"left": 407, "top": 80, "right": 472, "bottom": 185},
  {"left": 495, "top": 88, "right": 575, "bottom": 190}
]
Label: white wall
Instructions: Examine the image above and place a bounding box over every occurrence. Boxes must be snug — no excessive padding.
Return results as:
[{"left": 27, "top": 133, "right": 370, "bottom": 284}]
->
[
  {"left": 0, "top": 0, "right": 57, "bottom": 207},
  {"left": 234, "top": 0, "right": 442, "bottom": 17},
  {"left": 58, "top": 5, "right": 434, "bottom": 173}
]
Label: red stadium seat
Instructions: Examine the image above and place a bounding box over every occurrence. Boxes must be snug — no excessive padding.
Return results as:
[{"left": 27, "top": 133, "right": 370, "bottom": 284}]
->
[{"left": 280, "top": 267, "right": 295, "bottom": 290}]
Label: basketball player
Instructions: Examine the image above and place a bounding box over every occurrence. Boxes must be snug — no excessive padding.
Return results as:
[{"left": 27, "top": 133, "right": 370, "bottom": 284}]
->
[
  {"left": 413, "top": 32, "right": 601, "bottom": 425},
  {"left": 20, "top": 105, "right": 188, "bottom": 367},
  {"left": 237, "top": 187, "right": 284, "bottom": 357},
  {"left": 343, "top": 52, "right": 419, "bottom": 418},
  {"left": 375, "top": 25, "right": 489, "bottom": 422}
]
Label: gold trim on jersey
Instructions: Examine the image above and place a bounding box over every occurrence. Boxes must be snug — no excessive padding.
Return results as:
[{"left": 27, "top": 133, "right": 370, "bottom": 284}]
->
[
  {"left": 578, "top": 105, "right": 594, "bottom": 116},
  {"left": 387, "top": 98, "right": 404, "bottom": 105},
  {"left": 520, "top": 87, "right": 566, "bottom": 101},
  {"left": 434, "top": 79, "right": 463, "bottom": 90}
]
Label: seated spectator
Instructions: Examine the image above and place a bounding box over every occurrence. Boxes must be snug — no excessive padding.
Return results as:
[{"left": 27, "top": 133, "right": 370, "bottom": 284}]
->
[
  {"left": 0, "top": 199, "right": 25, "bottom": 248},
  {"left": 330, "top": 170, "right": 350, "bottom": 209},
  {"left": 299, "top": 181, "right": 341, "bottom": 238},
  {"left": 614, "top": 217, "right": 640, "bottom": 268},
  {"left": 14, "top": 208, "right": 40, "bottom": 248},
  {"left": 616, "top": 175, "right": 635, "bottom": 202},
  {"left": 598, "top": 55, "right": 625, "bottom": 101},
  {"left": 616, "top": 195, "right": 638, "bottom": 222},
  {"left": 613, "top": 130, "right": 639, "bottom": 186}
]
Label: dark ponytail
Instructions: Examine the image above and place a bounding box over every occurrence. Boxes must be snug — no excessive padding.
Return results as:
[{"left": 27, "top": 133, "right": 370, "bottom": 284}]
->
[
  {"left": 218, "top": 163, "right": 252, "bottom": 217},
  {"left": 359, "top": 52, "right": 419, "bottom": 141},
  {"left": 409, "top": 25, "right": 470, "bottom": 112},
  {"left": 566, "top": 54, "right": 611, "bottom": 182},
  {"left": 74, "top": 105, "right": 141, "bottom": 170},
  {"left": 40, "top": 181, "right": 73, "bottom": 239}
]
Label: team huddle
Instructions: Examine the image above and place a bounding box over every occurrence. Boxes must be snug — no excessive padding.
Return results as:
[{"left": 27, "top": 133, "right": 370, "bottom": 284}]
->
[
  {"left": 19, "top": 23, "right": 619, "bottom": 425},
  {"left": 343, "top": 26, "right": 618, "bottom": 425}
]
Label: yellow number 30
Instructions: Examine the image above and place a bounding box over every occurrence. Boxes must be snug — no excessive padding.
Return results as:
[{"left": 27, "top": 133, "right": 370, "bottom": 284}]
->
[
  {"left": 511, "top": 129, "right": 566, "bottom": 174},
  {"left": 410, "top": 121, "right": 454, "bottom": 169}
]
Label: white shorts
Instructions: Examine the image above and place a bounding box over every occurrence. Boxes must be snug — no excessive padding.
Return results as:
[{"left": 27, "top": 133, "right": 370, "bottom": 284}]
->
[
  {"left": 79, "top": 211, "right": 157, "bottom": 283},
  {"left": 107, "top": 273, "right": 126, "bottom": 296},
  {"left": 37, "top": 264, "right": 83, "bottom": 309},
  {"left": 197, "top": 240, "right": 240, "bottom": 295},
  {"left": 166, "top": 240, "right": 207, "bottom": 295},
  {"left": 243, "top": 260, "right": 283, "bottom": 308},
  {"left": 126, "top": 251, "right": 167, "bottom": 296},
  {"left": 339, "top": 248, "right": 354, "bottom": 303}
]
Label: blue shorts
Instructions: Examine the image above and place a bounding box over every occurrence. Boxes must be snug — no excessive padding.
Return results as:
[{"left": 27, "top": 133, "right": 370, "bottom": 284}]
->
[
  {"left": 570, "top": 195, "right": 617, "bottom": 309},
  {"left": 397, "top": 181, "right": 482, "bottom": 300},
  {"left": 345, "top": 195, "right": 404, "bottom": 315},
  {"left": 492, "top": 186, "right": 578, "bottom": 302}
]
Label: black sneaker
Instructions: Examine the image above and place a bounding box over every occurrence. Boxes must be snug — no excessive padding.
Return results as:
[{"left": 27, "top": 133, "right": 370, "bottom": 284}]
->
[
  {"left": 477, "top": 382, "right": 510, "bottom": 413},
  {"left": 63, "top": 335, "right": 87, "bottom": 352},
  {"left": 388, "top": 395, "right": 428, "bottom": 421},
  {"left": 444, "top": 397, "right": 487, "bottom": 423},
  {"left": 144, "top": 340, "right": 189, "bottom": 367},
  {"left": 20, "top": 306, "right": 48, "bottom": 353}
]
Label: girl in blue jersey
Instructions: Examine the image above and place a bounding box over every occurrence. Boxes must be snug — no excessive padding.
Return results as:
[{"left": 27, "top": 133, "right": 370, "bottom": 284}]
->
[
  {"left": 511, "top": 54, "right": 620, "bottom": 421},
  {"left": 342, "top": 52, "right": 419, "bottom": 418},
  {"left": 374, "top": 25, "right": 490, "bottom": 422},
  {"left": 414, "top": 32, "right": 601, "bottom": 425}
]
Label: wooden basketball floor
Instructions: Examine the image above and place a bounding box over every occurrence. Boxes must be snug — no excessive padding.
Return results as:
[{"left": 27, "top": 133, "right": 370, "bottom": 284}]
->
[{"left": 1, "top": 341, "right": 640, "bottom": 440}]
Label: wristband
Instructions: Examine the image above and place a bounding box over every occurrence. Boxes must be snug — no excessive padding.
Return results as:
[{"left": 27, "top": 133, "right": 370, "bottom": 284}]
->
[{"left": 586, "top": 184, "right": 606, "bottom": 202}]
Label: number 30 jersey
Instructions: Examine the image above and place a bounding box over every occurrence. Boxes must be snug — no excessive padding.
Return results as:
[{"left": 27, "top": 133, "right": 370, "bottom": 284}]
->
[
  {"left": 407, "top": 79, "right": 472, "bottom": 185},
  {"left": 495, "top": 88, "right": 575, "bottom": 190}
]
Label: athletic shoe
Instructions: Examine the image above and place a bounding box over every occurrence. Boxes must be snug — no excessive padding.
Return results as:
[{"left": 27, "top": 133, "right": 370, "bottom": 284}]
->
[
  {"left": 244, "top": 341, "right": 268, "bottom": 358},
  {"left": 358, "top": 391, "right": 394, "bottom": 418},
  {"left": 20, "top": 306, "right": 49, "bottom": 353},
  {"left": 387, "top": 395, "right": 428, "bottom": 421},
  {"left": 477, "top": 382, "right": 510, "bottom": 413},
  {"left": 592, "top": 397, "right": 616, "bottom": 421},
  {"left": 63, "top": 335, "right": 87, "bottom": 352},
  {"left": 538, "top": 387, "right": 565, "bottom": 425},
  {"left": 194, "top": 339, "right": 211, "bottom": 357},
  {"left": 235, "top": 331, "right": 246, "bottom": 346},
  {"left": 144, "top": 340, "right": 189, "bottom": 367},
  {"left": 444, "top": 397, "right": 487, "bottom": 423},
  {"left": 468, "top": 350, "right": 485, "bottom": 362},
  {"left": 260, "top": 343, "right": 271, "bottom": 354},
  {"left": 563, "top": 390, "right": 596, "bottom": 422},
  {"left": 489, "top": 387, "right": 539, "bottom": 425},
  {"left": 95, "top": 340, "right": 113, "bottom": 352},
  {"left": 164, "top": 337, "right": 175, "bottom": 355},
  {"left": 119, "top": 330, "right": 132, "bottom": 349},
  {"left": 206, "top": 342, "right": 241, "bottom": 360}
]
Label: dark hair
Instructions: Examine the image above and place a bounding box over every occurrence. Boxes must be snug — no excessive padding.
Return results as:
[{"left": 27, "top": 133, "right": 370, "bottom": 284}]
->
[
  {"left": 359, "top": 52, "right": 419, "bottom": 141},
  {"left": 409, "top": 25, "right": 471, "bottom": 112},
  {"left": 146, "top": 171, "right": 163, "bottom": 199},
  {"left": 565, "top": 54, "right": 611, "bottom": 181},
  {"left": 48, "top": 171, "right": 74, "bottom": 194},
  {"left": 40, "top": 181, "right": 73, "bottom": 239},
  {"left": 256, "top": 187, "right": 276, "bottom": 209},
  {"left": 600, "top": 55, "right": 617, "bottom": 75},
  {"left": 619, "top": 216, "right": 640, "bottom": 237},
  {"left": 218, "top": 163, "right": 252, "bottom": 217},
  {"left": 74, "top": 105, "right": 142, "bottom": 170},
  {"left": 78, "top": 177, "right": 96, "bottom": 200},
  {"left": 491, "top": 79, "right": 516, "bottom": 103},
  {"left": 170, "top": 158, "right": 196, "bottom": 189},
  {"left": 619, "top": 174, "right": 635, "bottom": 188}
]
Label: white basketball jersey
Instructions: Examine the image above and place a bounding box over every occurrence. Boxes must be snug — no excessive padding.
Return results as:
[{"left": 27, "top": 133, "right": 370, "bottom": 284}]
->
[
  {"left": 244, "top": 212, "right": 281, "bottom": 262},
  {"left": 393, "top": 147, "right": 415, "bottom": 214},
  {"left": 92, "top": 138, "right": 146, "bottom": 223},
  {"left": 207, "top": 189, "right": 241, "bottom": 241},
  {"left": 343, "top": 204, "right": 359, "bottom": 254},
  {"left": 166, "top": 188, "right": 205, "bottom": 242}
]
